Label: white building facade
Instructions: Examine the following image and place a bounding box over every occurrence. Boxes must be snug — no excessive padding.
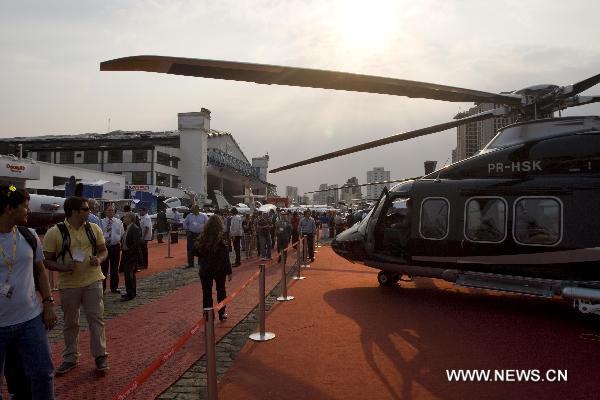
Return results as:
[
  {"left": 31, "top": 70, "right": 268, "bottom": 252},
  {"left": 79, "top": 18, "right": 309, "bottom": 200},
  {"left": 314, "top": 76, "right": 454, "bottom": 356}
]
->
[
  {"left": 0, "top": 109, "right": 274, "bottom": 205},
  {"left": 367, "top": 167, "right": 390, "bottom": 200}
]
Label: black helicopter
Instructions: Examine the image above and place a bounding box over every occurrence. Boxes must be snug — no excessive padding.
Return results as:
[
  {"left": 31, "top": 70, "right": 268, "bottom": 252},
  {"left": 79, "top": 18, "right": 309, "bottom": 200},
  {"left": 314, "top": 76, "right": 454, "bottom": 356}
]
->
[{"left": 100, "top": 56, "right": 600, "bottom": 316}]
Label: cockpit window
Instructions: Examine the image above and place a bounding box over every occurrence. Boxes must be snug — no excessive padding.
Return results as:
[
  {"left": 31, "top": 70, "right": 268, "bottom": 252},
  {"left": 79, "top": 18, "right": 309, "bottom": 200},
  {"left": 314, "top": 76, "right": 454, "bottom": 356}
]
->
[
  {"left": 513, "top": 197, "right": 562, "bottom": 246},
  {"left": 465, "top": 197, "right": 507, "bottom": 243},
  {"left": 419, "top": 198, "right": 449, "bottom": 240}
]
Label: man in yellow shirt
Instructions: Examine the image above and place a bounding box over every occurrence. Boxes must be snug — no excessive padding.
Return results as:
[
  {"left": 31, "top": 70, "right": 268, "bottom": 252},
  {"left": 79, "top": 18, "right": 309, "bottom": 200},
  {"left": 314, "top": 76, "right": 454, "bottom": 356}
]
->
[{"left": 43, "top": 196, "right": 108, "bottom": 374}]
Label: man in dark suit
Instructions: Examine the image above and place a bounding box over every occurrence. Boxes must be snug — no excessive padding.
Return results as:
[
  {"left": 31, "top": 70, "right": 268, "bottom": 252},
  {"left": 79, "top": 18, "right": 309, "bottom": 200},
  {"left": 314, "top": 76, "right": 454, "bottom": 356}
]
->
[{"left": 121, "top": 212, "right": 141, "bottom": 301}]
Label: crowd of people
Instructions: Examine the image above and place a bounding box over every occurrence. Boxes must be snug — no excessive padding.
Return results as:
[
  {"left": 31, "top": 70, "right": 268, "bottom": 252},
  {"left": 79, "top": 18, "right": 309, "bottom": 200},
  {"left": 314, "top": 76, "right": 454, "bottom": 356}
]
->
[{"left": 0, "top": 184, "right": 356, "bottom": 399}]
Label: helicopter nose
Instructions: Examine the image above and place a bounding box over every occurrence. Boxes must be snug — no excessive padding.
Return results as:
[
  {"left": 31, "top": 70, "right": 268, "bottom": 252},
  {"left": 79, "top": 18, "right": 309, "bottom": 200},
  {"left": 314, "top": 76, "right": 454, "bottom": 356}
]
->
[{"left": 332, "top": 228, "right": 366, "bottom": 261}]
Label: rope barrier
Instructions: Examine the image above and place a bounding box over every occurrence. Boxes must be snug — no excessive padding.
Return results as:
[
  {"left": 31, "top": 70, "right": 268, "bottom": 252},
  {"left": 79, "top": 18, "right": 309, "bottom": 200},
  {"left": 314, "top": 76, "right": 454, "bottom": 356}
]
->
[
  {"left": 113, "top": 236, "right": 305, "bottom": 399},
  {"left": 113, "top": 266, "right": 262, "bottom": 399},
  {"left": 113, "top": 315, "right": 207, "bottom": 400}
]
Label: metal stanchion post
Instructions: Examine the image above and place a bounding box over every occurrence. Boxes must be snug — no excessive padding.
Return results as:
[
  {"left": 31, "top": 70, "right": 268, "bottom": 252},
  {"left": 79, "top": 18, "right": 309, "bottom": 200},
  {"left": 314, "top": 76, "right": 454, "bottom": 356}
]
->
[
  {"left": 203, "top": 308, "right": 218, "bottom": 400},
  {"left": 292, "top": 240, "right": 305, "bottom": 280},
  {"left": 166, "top": 231, "right": 173, "bottom": 258},
  {"left": 249, "top": 264, "right": 276, "bottom": 342},
  {"left": 277, "top": 250, "right": 294, "bottom": 301}
]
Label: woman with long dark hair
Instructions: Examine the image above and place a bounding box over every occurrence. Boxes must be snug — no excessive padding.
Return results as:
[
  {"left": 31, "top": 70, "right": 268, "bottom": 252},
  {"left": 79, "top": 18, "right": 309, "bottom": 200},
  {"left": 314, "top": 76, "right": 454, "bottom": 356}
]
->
[{"left": 193, "top": 215, "right": 232, "bottom": 321}]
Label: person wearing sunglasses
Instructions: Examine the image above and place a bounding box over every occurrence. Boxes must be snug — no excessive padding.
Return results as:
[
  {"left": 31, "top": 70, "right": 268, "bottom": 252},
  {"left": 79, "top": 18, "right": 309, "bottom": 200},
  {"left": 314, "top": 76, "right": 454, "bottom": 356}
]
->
[{"left": 43, "top": 196, "right": 109, "bottom": 374}]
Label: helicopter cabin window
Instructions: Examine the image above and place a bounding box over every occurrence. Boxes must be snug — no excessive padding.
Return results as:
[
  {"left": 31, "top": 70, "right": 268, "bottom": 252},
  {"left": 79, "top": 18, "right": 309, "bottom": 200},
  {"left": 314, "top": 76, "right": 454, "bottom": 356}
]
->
[
  {"left": 513, "top": 197, "right": 562, "bottom": 246},
  {"left": 419, "top": 198, "right": 449, "bottom": 240},
  {"left": 465, "top": 197, "right": 507, "bottom": 243}
]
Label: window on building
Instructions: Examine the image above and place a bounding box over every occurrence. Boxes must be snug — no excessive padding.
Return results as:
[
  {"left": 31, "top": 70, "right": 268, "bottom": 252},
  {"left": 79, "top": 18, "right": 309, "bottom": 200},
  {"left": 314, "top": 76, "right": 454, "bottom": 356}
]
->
[
  {"left": 465, "top": 197, "right": 507, "bottom": 243},
  {"left": 37, "top": 151, "right": 51, "bottom": 162},
  {"left": 83, "top": 150, "right": 98, "bottom": 164},
  {"left": 53, "top": 176, "right": 70, "bottom": 187},
  {"left": 171, "top": 157, "right": 179, "bottom": 169},
  {"left": 59, "top": 151, "right": 74, "bottom": 164},
  {"left": 132, "top": 150, "right": 148, "bottom": 163},
  {"left": 131, "top": 172, "right": 147, "bottom": 185},
  {"left": 514, "top": 197, "right": 561, "bottom": 246},
  {"left": 157, "top": 151, "right": 170, "bottom": 167},
  {"left": 156, "top": 172, "right": 169, "bottom": 187},
  {"left": 419, "top": 198, "right": 449, "bottom": 240},
  {"left": 108, "top": 150, "right": 122, "bottom": 163},
  {"left": 171, "top": 175, "right": 180, "bottom": 188}
]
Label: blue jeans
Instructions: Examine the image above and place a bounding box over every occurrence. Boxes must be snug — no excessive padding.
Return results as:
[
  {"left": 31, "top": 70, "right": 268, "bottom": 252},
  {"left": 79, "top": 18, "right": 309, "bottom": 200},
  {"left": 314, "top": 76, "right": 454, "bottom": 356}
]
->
[
  {"left": 258, "top": 234, "right": 272, "bottom": 259},
  {"left": 0, "top": 314, "right": 55, "bottom": 400}
]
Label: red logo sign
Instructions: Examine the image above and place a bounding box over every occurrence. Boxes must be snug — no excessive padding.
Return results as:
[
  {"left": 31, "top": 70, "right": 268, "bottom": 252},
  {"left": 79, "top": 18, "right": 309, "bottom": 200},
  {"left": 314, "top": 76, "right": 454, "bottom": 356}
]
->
[{"left": 6, "top": 163, "right": 26, "bottom": 173}]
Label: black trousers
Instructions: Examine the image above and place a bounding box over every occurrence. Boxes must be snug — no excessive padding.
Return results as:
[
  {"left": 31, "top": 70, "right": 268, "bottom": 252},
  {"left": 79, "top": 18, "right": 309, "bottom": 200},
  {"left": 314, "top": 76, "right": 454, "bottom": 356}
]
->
[
  {"left": 187, "top": 232, "right": 199, "bottom": 268},
  {"left": 200, "top": 272, "right": 227, "bottom": 318},
  {"left": 122, "top": 250, "right": 137, "bottom": 298},
  {"left": 101, "top": 243, "right": 121, "bottom": 292},
  {"left": 232, "top": 236, "right": 241, "bottom": 264},
  {"left": 140, "top": 240, "right": 149, "bottom": 268},
  {"left": 302, "top": 233, "right": 314, "bottom": 260}
]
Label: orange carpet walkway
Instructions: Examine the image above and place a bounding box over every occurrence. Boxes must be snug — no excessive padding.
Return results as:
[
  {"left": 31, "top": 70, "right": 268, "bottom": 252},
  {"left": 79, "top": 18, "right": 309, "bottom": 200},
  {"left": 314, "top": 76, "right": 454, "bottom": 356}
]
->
[{"left": 218, "top": 246, "right": 600, "bottom": 400}]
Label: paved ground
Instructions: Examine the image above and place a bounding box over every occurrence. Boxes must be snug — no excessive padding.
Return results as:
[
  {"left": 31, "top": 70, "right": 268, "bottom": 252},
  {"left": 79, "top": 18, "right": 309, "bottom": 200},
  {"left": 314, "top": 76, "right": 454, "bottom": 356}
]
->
[
  {"left": 218, "top": 246, "right": 600, "bottom": 400},
  {"left": 9, "top": 234, "right": 599, "bottom": 400}
]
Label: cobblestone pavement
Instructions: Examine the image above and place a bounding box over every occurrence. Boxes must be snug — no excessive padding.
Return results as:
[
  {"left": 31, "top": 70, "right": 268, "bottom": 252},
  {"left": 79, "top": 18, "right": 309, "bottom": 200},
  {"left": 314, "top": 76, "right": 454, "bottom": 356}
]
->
[
  {"left": 158, "top": 289, "right": 280, "bottom": 399},
  {"left": 47, "top": 251, "right": 251, "bottom": 344}
]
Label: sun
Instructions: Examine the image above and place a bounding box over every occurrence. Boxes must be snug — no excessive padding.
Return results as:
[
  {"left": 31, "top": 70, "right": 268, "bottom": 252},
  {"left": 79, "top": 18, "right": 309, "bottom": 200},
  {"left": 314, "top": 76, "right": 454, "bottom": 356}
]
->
[{"left": 334, "top": 0, "right": 398, "bottom": 53}]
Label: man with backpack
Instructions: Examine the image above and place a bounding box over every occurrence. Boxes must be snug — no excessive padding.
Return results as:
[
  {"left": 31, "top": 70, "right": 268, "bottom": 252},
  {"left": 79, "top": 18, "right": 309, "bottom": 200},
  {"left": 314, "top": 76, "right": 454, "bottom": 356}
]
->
[
  {"left": 43, "top": 196, "right": 109, "bottom": 375},
  {"left": 0, "top": 185, "right": 57, "bottom": 399}
]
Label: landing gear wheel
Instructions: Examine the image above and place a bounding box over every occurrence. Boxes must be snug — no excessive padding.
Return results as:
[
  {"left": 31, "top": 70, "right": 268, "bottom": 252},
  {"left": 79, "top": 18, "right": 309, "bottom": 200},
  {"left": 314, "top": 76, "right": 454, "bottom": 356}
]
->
[{"left": 377, "top": 271, "right": 399, "bottom": 287}]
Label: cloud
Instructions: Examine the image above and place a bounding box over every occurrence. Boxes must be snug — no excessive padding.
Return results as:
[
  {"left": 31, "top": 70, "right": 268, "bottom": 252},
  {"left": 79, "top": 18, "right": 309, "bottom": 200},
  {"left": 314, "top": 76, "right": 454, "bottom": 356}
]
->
[{"left": 1, "top": 0, "right": 600, "bottom": 195}]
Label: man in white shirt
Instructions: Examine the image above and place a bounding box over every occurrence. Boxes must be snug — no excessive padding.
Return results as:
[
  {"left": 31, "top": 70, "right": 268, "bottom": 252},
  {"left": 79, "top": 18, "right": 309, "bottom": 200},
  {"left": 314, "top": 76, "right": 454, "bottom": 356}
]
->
[
  {"left": 138, "top": 207, "right": 152, "bottom": 270},
  {"left": 229, "top": 208, "right": 243, "bottom": 266},
  {"left": 100, "top": 205, "right": 124, "bottom": 293},
  {"left": 182, "top": 205, "right": 208, "bottom": 268}
]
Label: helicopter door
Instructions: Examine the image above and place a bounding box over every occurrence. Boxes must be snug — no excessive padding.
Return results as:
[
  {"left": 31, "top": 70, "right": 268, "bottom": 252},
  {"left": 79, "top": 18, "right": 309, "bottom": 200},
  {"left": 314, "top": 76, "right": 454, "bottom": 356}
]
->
[
  {"left": 374, "top": 197, "right": 412, "bottom": 258},
  {"left": 364, "top": 187, "right": 389, "bottom": 253}
]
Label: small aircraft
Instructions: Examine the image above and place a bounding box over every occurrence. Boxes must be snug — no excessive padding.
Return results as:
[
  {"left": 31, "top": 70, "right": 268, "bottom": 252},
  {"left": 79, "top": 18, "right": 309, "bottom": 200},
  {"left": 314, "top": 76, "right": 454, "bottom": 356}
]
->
[
  {"left": 27, "top": 194, "right": 66, "bottom": 228},
  {"left": 101, "top": 56, "right": 600, "bottom": 316},
  {"left": 213, "top": 190, "right": 253, "bottom": 214},
  {"left": 149, "top": 197, "right": 189, "bottom": 223}
]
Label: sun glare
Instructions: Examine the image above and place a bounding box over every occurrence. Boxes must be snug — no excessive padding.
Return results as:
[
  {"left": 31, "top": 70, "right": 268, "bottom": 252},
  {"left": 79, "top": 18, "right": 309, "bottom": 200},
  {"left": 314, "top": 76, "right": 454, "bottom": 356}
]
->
[{"left": 335, "top": 0, "right": 398, "bottom": 53}]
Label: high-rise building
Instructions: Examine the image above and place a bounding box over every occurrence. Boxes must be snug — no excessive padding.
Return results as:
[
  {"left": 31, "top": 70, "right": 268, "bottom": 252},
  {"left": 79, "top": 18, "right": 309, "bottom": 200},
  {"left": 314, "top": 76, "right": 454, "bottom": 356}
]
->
[
  {"left": 340, "top": 177, "right": 362, "bottom": 204},
  {"left": 367, "top": 167, "right": 390, "bottom": 200},
  {"left": 453, "top": 103, "right": 518, "bottom": 162},
  {"left": 286, "top": 186, "right": 299, "bottom": 203},
  {"left": 313, "top": 183, "right": 339, "bottom": 205},
  {"left": 299, "top": 194, "right": 311, "bottom": 205}
]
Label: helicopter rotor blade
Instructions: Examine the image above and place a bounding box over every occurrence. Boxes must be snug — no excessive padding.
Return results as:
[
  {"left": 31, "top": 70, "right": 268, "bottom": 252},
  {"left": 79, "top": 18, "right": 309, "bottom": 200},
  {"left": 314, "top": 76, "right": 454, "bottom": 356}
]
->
[
  {"left": 100, "top": 55, "right": 522, "bottom": 105},
  {"left": 270, "top": 107, "right": 506, "bottom": 173},
  {"left": 305, "top": 178, "right": 415, "bottom": 194},
  {"left": 563, "top": 95, "right": 600, "bottom": 108},
  {"left": 561, "top": 73, "right": 600, "bottom": 97}
]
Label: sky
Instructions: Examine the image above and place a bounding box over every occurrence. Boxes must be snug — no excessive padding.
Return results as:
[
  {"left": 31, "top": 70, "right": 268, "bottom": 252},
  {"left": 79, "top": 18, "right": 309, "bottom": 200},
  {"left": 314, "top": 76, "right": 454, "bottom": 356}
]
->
[{"left": 1, "top": 0, "right": 600, "bottom": 197}]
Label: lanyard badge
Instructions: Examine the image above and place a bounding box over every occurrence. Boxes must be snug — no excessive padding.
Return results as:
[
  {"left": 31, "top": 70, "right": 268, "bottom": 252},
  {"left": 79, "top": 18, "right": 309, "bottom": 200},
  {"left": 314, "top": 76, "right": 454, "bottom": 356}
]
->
[{"left": 0, "top": 228, "right": 17, "bottom": 298}]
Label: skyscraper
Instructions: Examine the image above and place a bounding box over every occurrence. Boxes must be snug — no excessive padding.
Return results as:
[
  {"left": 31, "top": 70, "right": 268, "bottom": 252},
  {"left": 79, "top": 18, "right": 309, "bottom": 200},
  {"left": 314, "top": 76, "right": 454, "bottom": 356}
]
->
[
  {"left": 367, "top": 167, "right": 390, "bottom": 200},
  {"left": 453, "top": 102, "right": 518, "bottom": 162}
]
